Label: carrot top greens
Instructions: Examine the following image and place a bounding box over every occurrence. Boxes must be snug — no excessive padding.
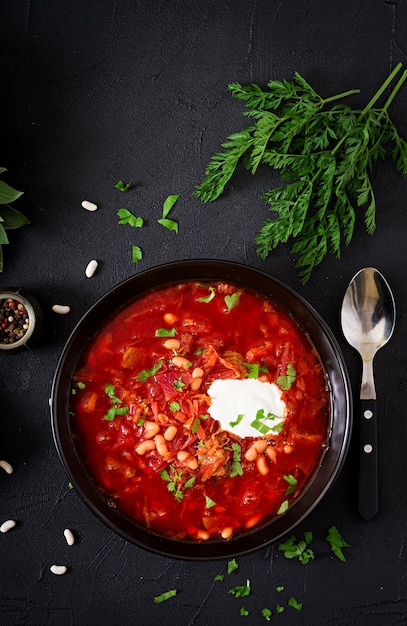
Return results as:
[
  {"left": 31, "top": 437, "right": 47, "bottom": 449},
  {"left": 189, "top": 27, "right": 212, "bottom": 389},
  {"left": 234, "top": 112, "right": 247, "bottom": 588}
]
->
[{"left": 194, "top": 64, "right": 407, "bottom": 282}]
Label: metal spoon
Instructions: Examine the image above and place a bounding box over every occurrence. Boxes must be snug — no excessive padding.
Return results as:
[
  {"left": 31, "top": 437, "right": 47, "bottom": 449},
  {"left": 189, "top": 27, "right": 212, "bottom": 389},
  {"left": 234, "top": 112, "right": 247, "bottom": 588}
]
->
[{"left": 341, "top": 267, "right": 396, "bottom": 520}]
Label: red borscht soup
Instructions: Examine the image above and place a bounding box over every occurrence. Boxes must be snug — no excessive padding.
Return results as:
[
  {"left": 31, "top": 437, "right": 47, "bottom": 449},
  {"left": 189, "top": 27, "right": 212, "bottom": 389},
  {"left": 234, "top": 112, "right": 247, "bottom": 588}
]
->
[{"left": 70, "top": 281, "right": 330, "bottom": 541}]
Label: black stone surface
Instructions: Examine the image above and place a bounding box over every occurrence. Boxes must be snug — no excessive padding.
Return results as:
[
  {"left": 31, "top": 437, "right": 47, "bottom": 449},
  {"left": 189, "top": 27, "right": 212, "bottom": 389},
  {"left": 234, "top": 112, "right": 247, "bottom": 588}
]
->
[{"left": 0, "top": 1, "right": 406, "bottom": 624}]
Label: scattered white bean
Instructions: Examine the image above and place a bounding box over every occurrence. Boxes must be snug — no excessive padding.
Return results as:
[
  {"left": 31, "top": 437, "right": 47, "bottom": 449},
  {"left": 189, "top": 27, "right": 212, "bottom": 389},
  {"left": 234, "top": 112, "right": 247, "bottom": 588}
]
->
[
  {"left": 50, "top": 564, "right": 68, "bottom": 576},
  {"left": 81, "top": 200, "right": 98, "bottom": 211},
  {"left": 52, "top": 304, "right": 71, "bottom": 315},
  {"left": 0, "top": 459, "right": 13, "bottom": 475},
  {"left": 0, "top": 519, "right": 16, "bottom": 533},
  {"left": 64, "top": 528, "right": 75, "bottom": 546},
  {"left": 85, "top": 260, "right": 98, "bottom": 278}
]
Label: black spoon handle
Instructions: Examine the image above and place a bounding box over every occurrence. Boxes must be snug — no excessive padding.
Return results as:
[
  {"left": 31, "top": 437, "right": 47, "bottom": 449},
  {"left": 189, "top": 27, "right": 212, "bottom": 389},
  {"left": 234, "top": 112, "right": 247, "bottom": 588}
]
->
[{"left": 358, "top": 399, "right": 378, "bottom": 520}]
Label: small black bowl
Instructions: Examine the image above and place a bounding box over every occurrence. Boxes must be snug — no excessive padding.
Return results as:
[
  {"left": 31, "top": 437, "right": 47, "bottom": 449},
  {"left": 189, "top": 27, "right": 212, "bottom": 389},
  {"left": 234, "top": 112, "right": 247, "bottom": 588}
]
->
[{"left": 51, "top": 260, "right": 352, "bottom": 560}]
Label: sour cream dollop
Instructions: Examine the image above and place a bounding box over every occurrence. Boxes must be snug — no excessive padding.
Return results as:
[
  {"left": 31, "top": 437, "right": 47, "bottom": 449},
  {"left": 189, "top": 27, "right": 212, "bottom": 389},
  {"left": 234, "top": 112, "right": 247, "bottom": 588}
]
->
[{"left": 208, "top": 378, "right": 286, "bottom": 439}]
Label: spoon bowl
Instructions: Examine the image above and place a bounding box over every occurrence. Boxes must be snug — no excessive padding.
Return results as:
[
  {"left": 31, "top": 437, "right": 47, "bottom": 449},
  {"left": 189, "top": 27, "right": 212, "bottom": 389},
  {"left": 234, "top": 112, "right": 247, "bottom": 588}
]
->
[{"left": 341, "top": 267, "right": 396, "bottom": 520}]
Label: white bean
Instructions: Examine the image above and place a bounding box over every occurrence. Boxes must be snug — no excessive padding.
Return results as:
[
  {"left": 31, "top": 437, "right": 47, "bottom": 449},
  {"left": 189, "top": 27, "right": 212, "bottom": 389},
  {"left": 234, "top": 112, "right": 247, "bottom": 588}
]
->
[
  {"left": 64, "top": 528, "right": 75, "bottom": 546},
  {"left": 0, "top": 459, "right": 13, "bottom": 475},
  {"left": 0, "top": 519, "right": 16, "bottom": 533},
  {"left": 85, "top": 260, "right": 98, "bottom": 278},
  {"left": 81, "top": 200, "right": 98, "bottom": 211},
  {"left": 52, "top": 304, "right": 71, "bottom": 315},
  {"left": 50, "top": 564, "right": 68, "bottom": 576}
]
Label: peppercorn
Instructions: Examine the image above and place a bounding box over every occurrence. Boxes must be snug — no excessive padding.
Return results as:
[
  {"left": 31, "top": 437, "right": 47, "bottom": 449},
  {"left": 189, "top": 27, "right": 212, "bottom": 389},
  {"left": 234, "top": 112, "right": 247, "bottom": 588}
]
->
[{"left": 0, "top": 298, "right": 30, "bottom": 345}]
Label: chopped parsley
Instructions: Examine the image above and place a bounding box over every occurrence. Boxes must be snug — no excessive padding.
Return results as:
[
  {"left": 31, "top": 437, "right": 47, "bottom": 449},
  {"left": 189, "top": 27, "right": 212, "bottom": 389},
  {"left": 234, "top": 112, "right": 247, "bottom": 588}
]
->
[
  {"left": 117, "top": 208, "right": 143, "bottom": 228},
  {"left": 160, "top": 465, "right": 196, "bottom": 502},
  {"left": 132, "top": 245, "right": 143, "bottom": 264},
  {"left": 229, "top": 579, "right": 251, "bottom": 598},
  {"left": 115, "top": 179, "right": 131, "bottom": 192},
  {"left": 192, "top": 414, "right": 208, "bottom": 433},
  {"left": 170, "top": 401, "right": 180, "bottom": 412},
  {"left": 204, "top": 495, "right": 217, "bottom": 509},
  {"left": 173, "top": 377, "right": 185, "bottom": 391},
  {"left": 283, "top": 474, "right": 297, "bottom": 495},
  {"left": 261, "top": 608, "right": 272, "bottom": 621},
  {"left": 196, "top": 285, "right": 216, "bottom": 303},
  {"left": 244, "top": 362, "right": 259, "bottom": 378},
  {"left": 224, "top": 291, "right": 242, "bottom": 311},
  {"left": 227, "top": 558, "right": 239, "bottom": 574},
  {"left": 229, "top": 442, "right": 243, "bottom": 477},
  {"left": 153, "top": 589, "right": 177, "bottom": 604},
  {"left": 157, "top": 194, "right": 179, "bottom": 233},
  {"left": 250, "top": 408, "right": 281, "bottom": 435},
  {"left": 155, "top": 327, "right": 177, "bottom": 337},
  {"left": 240, "top": 607, "right": 249, "bottom": 616},
  {"left": 229, "top": 414, "right": 244, "bottom": 428},
  {"left": 277, "top": 363, "right": 296, "bottom": 390},
  {"left": 278, "top": 532, "right": 314, "bottom": 564},
  {"left": 277, "top": 499, "right": 289, "bottom": 515},
  {"left": 326, "top": 525, "right": 351, "bottom": 562},
  {"left": 288, "top": 597, "right": 303, "bottom": 611},
  {"left": 102, "top": 382, "right": 129, "bottom": 421},
  {"left": 138, "top": 360, "right": 163, "bottom": 382}
]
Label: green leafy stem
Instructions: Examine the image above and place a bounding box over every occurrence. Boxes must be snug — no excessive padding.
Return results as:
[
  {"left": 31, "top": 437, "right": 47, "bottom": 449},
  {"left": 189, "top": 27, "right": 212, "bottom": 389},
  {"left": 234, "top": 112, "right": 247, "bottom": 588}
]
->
[
  {"left": 0, "top": 169, "right": 29, "bottom": 272},
  {"left": 194, "top": 64, "right": 407, "bottom": 282}
]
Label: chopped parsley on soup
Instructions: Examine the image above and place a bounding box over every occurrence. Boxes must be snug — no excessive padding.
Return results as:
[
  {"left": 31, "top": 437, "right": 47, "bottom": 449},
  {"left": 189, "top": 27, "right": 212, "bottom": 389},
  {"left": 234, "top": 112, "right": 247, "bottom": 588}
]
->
[{"left": 70, "top": 281, "right": 330, "bottom": 541}]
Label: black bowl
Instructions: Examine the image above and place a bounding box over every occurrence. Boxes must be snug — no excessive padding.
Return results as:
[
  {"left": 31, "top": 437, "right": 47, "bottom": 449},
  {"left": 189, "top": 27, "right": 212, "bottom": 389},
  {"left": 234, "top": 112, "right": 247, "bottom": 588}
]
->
[{"left": 51, "top": 260, "right": 352, "bottom": 560}]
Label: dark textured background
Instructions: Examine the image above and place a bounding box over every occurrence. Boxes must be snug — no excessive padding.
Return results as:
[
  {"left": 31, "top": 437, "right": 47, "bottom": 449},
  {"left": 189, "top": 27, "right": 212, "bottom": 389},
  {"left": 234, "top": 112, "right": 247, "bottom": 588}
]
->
[{"left": 1, "top": 1, "right": 407, "bottom": 624}]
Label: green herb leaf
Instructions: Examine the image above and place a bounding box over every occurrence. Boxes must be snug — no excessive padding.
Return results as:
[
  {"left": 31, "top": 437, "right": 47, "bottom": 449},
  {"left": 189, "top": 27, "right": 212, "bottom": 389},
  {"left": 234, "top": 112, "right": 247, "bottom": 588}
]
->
[
  {"left": 261, "top": 608, "right": 272, "bottom": 621},
  {"left": 153, "top": 589, "right": 177, "bottom": 604},
  {"left": 115, "top": 180, "right": 131, "bottom": 192},
  {"left": 229, "top": 579, "right": 251, "bottom": 598},
  {"left": 170, "top": 401, "right": 180, "bottom": 412},
  {"left": 157, "top": 217, "right": 179, "bottom": 233},
  {"left": 224, "top": 291, "right": 242, "bottom": 311},
  {"left": 205, "top": 495, "right": 217, "bottom": 509},
  {"left": 173, "top": 377, "right": 185, "bottom": 391},
  {"left": 240, "top": 607, "right": 249, "bottom": 616},
  {"left": 0, "top": 171, "right": 28, "bottom": 273},
  {"left": 102, "top": 382, "right": 130, "bottom": 420},
  {"left": 104, "top": 382, "right": 121, "bottom": 403},
  {"left": 229, "top": 414, "right": 244, "bottom": 428},
  {"left": 276, "top": 604, "right": 285, "bottom": 613},
  {"left": 278, "top": 532, "right": 314, "bottom": 564},
  {"left": 214, "top": 574, "right": 224, "bottom": 582},
  {"left": 0, "top": 179, "right": 23, "bottom": 204},
  {"left": 288, "top": 597, "right": 303, "bottom": 611},
  {"left": 138, "top": 360, "right": 163, "bottom": 382},
  {"left": 227, "top": 558, "right": 239, "bottom": 574},
  {"left": 132, "top": 245, "right": 143, "bottom": 264},
  {"left": 326, "top": 525, "right": 351, "bottom": 562},
  {"left": 277, "top": 363, "right": 296, "bottom": 390},
  {"left": 162, "top": 194, "right": 179, "bottom": 218},
  {"left": 184, "top": 476, "right": 196, "bottom": 489},
  {"left": 250, "top": 409, "right": 279, "bottom": 435},
  {"left": 277, "top": 500, "right": 289, "bottom": 515},
  {"left": 276, "top": 586, "right": 284, "bottom": 592},
  {"left": 230, "top": 442, "right": 243, "bottom": 477},
  {"left": 155, "top": 328, "right": 177, "bottom": 337},
  {"left": 244, "top": 362, "right": 259, "bottom": 378},
  {"left": 197, "top": 285, "right": 216, "bottom": 303},
  {"left": 0, "top": 204, "right": 30, "bottom": 229},
  {"left": 283, "top": 474, "right": 298, "bottom": 495},
  {"left": 117, "top": 208, "right": 144, "bottom": 228}
]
